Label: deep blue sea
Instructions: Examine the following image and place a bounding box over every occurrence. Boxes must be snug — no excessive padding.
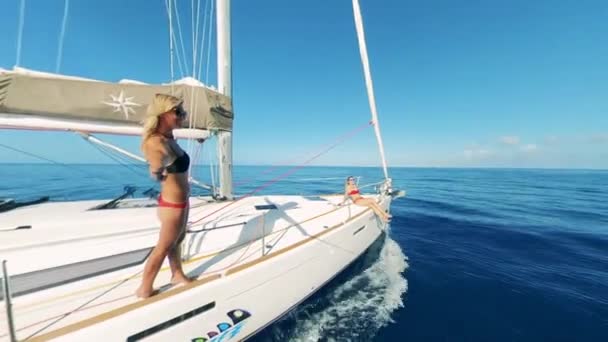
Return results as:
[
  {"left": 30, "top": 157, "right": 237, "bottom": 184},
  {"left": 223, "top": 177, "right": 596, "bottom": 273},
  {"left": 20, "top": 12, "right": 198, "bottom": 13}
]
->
[{"left": 1, "top": 164, "right": 607, "bottom": 341}]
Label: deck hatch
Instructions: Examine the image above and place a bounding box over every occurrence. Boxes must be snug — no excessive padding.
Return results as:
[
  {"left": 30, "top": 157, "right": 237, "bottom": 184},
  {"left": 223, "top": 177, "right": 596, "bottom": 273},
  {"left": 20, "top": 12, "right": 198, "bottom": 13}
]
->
[{"left": 254, "top": 204, "right": 277, "bottom": 210}]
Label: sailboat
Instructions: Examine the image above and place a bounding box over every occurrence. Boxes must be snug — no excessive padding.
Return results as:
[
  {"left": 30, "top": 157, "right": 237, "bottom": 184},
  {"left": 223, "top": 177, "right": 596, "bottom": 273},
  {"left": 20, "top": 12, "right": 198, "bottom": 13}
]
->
[{"left": 0, "top": 1, "right": 404, "bottom": 341}]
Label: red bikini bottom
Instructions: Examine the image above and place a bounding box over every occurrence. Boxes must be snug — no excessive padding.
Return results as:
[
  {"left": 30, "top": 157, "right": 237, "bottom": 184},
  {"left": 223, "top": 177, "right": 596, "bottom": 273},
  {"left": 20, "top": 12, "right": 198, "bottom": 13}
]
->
[{"left": 158, "top": 195, "right": 188, "bottom": 209}]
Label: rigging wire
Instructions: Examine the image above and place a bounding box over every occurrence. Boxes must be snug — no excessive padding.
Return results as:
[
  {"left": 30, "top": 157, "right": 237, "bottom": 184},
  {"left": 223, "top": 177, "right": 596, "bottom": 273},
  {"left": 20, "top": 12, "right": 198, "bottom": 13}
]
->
[
  {"left": 15, "top": 0, "right": 26, "bottom": 67},
  {"left": 0, "top": 142, "right": 113, "bottom": 183},
  {"left": 186, "top": 0, "right": 200, "bottom": 158},
  {"left": 208, "top": 134, "right": 218, "bottom": 194},
  {"left": 232, "top": 119, "right": 372, "bottom": 188},
  {"left": 165, "top": 0, "right": 189, "bottom": 83},
  {"left": 187, "top": 0, "right": 213, "bottom": 168},
  {"left": 188, "top": 120, "right": 373, "bottom": 225},
  {"left": 199, "top": 0, "right": 213, "bottom": 81},
  {"left": 189, "top": 139, "right": 205, "bottom": 192},
  {"left": 172, "top": 0, "right": 191, "bottom": 75},
  {"left": 24, "top": 268, "right": 145, "bottom": 340},
  {"left": 204, "top": 0, "right": 215, "bottom": 84},
  {"left": 55, "top": 0, "right": 70, "bottom": 73},
  {"left": 165, "top": 0, "right": 176, "bottom": 92},
  {"left": 86, "top": 142, "right": 148, "bottom": 179},
  {"left": 197, "top": 0, "right": 212, "bottom": 83},
  {"left": 192, "top": 0, "right": 202, "bottom": 78}
]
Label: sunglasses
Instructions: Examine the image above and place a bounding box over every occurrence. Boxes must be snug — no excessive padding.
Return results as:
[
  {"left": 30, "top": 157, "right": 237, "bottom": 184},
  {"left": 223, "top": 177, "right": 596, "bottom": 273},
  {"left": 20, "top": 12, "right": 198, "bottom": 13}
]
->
[{"left": 174, "top": 106, "right": 187, "bottom": 118}]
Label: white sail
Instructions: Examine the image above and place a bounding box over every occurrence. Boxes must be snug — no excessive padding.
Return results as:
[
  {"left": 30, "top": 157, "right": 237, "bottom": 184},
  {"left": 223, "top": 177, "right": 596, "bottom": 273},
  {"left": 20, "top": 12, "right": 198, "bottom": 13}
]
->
[
  {"left": 352, "top": 0, "right": 389, "bottom": 180},
  {"left": 0, "top": 67, "right": 233, "bottom": 132}
]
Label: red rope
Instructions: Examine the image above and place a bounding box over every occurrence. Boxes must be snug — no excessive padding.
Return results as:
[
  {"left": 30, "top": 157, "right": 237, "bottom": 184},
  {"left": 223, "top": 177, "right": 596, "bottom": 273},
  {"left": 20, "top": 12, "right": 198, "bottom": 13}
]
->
[
  {"left": 233, "top": 120, "right": 374, "bottom": 187},
  {"left": 188, "top": 120, "right": 372, "bottom": 226}
]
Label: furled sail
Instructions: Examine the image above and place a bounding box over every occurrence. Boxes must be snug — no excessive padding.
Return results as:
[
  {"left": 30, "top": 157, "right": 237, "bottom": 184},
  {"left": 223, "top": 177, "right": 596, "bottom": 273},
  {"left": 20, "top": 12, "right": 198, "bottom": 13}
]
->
[{"left": 0, "top": 67, "right": 233, "bottom": 132}]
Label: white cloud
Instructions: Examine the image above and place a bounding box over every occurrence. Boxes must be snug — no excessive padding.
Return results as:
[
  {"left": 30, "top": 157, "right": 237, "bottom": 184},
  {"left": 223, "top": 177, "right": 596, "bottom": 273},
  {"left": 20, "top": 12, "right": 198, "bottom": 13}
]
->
[
  {"left": 464, "top": 148, "right": 493, "bottom": 160},
  {"left": 589, "top": 134, "right": 608, "bottom": 143},
  {"left": 521, "top": 144, "right": 538, "bottom": 152},
  {"left": 500, "top": 136, "right": 520, "bottom": 145},
  {"left": 544, "top": 136, "right": 559, "bottom": 145}
]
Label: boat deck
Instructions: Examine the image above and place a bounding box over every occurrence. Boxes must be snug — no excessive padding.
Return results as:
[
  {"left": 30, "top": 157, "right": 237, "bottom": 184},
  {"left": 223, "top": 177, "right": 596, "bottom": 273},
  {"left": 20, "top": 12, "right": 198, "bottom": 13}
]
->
[{"left": 0, "top": 194, "right": 379, "bottom": 341}]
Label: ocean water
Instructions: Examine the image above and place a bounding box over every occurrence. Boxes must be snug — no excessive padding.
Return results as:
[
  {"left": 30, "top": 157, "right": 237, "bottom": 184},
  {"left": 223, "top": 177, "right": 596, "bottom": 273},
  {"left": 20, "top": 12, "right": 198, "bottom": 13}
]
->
[{"left": 1, "top": 164, "right": 607, "bottom": 341}]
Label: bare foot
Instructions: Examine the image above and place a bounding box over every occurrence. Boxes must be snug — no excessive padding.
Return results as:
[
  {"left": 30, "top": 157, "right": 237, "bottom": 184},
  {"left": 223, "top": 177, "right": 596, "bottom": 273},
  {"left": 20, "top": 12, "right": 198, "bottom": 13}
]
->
[
  {"left": 171, "top": 274, "right": 194, "bottom": 286},
  {"left": 135, "top": 286, "right": 158, "bottom": 299}
]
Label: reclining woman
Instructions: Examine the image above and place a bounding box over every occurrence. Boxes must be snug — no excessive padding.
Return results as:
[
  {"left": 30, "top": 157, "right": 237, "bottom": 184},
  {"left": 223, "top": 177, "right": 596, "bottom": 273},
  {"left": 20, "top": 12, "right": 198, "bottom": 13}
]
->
[{"left": 345, "top": 176, "right": 391, "bottom": 222}]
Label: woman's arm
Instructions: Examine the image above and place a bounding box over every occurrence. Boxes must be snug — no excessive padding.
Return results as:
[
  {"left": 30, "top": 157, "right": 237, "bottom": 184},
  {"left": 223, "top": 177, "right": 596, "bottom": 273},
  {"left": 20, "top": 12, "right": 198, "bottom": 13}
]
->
[{"left": 144, "top": 136, "right": 170, "bottom": 181}]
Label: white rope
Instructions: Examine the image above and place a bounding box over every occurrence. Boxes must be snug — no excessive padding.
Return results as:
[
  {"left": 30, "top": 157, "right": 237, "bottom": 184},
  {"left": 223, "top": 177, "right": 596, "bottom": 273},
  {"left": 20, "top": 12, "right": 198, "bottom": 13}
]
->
[
  {"left": 165, "top": 0, "right": 215, "bottom": 193},
  {"left": 165, "top": 0, "right": 175, "bottom": 92},
  {"left": 188, "top": 141, "right": 215, "bottom": 191},
  {"left": 196, "top": 0, "right": 209, "bottom": 83},
  {"left": 358, "top": 180, "right": 385, "bottom": 190},
  {"left": 352, "top": 0, "right": 389, "bottom": 179},
  {"left": 164, "top": 0, "right": 186, "bottom": 80},
  {"left": 15, "top": 0, "right": 26, "bottom": 67},
  {"left": 192, "top": 0, "right": 201, "bottom": 78},
  {"left": 186, "top": 0, "right": 204, "bottom": 158},
  {"left": 197, "top": 0, "right": 213, "bottom": 84},
  {"left": 55, "top": 0, "right": 69, "bottom": 73},
  {"left": 191, "top": 0, "right": 196, "bottom": 73},
  {"left": 204, "top": 0, "right": 215, "bottom": 84},
  {"left": 172, "top": 0, "right": 191, "bottom": 74},
  {"left": 172, "top": 28, "right": 186, "bottom": 79},
  {"left": 209, "top": 136, "right": 217, "bottom": 193}
]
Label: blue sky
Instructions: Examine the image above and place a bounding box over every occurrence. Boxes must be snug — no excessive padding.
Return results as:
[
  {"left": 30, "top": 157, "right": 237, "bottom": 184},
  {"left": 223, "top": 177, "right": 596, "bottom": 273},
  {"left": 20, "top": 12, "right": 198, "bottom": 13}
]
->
[{"left": 0, "top": 0, "right": 606, "bottom": 168}]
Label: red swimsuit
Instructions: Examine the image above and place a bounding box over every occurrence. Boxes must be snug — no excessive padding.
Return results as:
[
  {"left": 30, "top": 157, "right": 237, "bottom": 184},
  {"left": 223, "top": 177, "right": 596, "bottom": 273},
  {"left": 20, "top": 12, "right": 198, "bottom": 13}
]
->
[{"left": 158, "top": 195, "right": 188, "bottom": 209}]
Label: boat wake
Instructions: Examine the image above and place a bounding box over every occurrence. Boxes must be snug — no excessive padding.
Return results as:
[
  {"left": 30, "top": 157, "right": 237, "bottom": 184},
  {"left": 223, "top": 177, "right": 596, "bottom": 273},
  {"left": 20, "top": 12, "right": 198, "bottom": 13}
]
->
[{"left": 254, "top": 234, "right": 409, "bottom": 341}]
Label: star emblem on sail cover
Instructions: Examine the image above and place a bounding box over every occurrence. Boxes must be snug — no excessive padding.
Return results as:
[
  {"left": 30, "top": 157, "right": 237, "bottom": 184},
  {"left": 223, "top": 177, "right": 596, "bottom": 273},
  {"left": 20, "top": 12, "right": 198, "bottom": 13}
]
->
[{"left": 102, "top": 91, "right": 141, "bottom": 119}]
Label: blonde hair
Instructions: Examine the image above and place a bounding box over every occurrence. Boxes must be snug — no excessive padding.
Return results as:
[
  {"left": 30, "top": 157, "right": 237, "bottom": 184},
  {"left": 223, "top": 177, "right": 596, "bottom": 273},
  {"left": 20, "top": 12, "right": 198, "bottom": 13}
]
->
[{"left": 141, "top": 93, "right": 183, "bottom": 146}]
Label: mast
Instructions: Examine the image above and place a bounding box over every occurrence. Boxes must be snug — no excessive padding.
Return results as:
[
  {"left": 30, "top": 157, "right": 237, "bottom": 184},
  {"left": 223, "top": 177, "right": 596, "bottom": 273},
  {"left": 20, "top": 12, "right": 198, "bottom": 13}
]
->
[
  {"left": 217, "top": 0, "right": 233, "bottom": 199},
  {"left": 352, "top": 0, "right": 389, "bottom": 180}
]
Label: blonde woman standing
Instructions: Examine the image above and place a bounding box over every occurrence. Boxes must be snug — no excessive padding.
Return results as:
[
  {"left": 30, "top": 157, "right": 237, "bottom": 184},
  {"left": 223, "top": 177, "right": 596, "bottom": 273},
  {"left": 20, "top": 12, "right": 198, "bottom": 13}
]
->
[
  {"left": 136, "top": 94, "right": 193, "bottom": 298},
  {"left": 345, "top": 176, "right": 391, "bottom": 222}
]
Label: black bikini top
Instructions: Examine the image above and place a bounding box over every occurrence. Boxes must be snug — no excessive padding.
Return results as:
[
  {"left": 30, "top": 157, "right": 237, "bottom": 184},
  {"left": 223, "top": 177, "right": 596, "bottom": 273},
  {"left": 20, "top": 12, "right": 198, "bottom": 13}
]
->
[
  {"left": 166, "top": 152, "right": 190, "bottom": 173},
  {"left": 163, "top": 138, "right": 190, "bottom": 174}
]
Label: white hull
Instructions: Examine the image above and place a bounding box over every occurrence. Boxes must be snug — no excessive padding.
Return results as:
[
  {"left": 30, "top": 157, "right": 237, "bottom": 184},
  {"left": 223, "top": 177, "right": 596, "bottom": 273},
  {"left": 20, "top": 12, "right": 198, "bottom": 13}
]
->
[{"left": 0, "top": 193, "right": 391, "bottom": 341}]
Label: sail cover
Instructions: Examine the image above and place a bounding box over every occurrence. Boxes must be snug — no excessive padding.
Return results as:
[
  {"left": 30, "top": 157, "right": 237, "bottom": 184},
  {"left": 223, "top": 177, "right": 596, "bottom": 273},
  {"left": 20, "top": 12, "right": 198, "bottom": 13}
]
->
[{"left": 0, "top": 68, "right": 233, "bottom": 131}]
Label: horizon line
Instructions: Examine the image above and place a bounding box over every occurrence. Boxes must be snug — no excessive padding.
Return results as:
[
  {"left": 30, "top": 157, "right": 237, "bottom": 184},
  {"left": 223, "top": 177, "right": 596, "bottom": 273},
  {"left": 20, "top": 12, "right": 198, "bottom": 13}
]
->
[{"left": 1, "top": 162, "right": 606, "bottom": 171}]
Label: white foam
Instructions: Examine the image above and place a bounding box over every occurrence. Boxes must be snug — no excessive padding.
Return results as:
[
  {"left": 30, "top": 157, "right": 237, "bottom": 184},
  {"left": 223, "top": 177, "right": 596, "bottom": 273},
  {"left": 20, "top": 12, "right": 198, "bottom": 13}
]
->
[{"left": 285, "top": 235, "right": 409, "bottom": 341}]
